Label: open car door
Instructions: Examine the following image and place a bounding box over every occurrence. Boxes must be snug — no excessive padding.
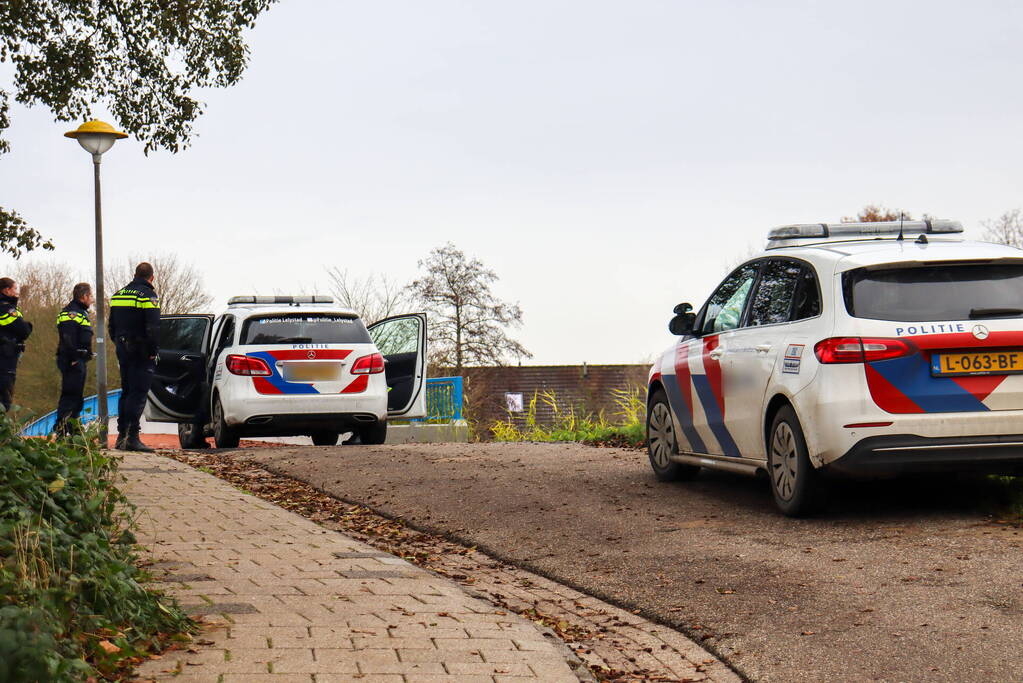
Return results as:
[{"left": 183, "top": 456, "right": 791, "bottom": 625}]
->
[
  {"left": 145, "top": 314, "right": 215, "bottom": 423},
  {"left": 367, "top": 313, "right": 428, "bottom": 419}
]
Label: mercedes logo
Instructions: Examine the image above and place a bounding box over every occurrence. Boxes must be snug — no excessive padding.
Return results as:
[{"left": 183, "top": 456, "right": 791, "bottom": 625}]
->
[
  {"left": 972, "top": 324, "right": 990, "bottom": 340},
  {"left": 307, "top": 350, "right": 316, "bottom": 359}
]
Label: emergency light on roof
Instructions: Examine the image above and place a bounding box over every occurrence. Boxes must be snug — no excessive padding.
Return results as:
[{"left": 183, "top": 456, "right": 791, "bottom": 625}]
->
[
  {"left": 766, "top": 219, "right": 964, "bottom": 249},
  {"left": 227, "top": 295, "right": 334, "bottom": 306}
]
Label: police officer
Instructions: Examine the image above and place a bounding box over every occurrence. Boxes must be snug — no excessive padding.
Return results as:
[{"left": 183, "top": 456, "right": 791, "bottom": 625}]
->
[
  {"left": 54, "top": 283, "right": 95, "bottom": 435},
  {"left": 0, "top": 277, "right": 32, "bottom": 413},
  {"left": 109, "top": 262, "right": 160, "bottom": 451}
]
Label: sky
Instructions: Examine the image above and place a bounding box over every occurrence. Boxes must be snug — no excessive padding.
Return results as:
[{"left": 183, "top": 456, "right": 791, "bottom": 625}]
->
[{"left": 2, "top": 0, "right": 1022, "bottom": 364}]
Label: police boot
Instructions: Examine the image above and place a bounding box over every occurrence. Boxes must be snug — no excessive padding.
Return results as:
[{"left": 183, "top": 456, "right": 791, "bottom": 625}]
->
[
  {"left": 114, "top": 430, "right": 128, "bottom": 450},
  {"left": 124, "top": 430, "right": 154, "bottom": 453}
]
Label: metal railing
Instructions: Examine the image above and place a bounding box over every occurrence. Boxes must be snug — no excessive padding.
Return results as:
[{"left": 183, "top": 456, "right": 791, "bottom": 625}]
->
[
  {"left": 423, "top": 376, "right": 464, "bottom": 421},
  {"left": 20, "top": 389, "right": 123, "bottom": 437},
  {"left": 20, "top": 377, "right": 464, "bottom": 436}
]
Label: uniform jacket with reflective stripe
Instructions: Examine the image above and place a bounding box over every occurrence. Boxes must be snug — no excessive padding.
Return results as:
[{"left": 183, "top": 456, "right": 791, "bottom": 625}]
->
[
  {"left": 0, "top": 293, "right": 32, "bottom": 372},
  {"left": 108, "top": 278, "right": 161, "bottom": 356},
  {"left": 56, "top": 299, "right": 93, "bottom": 361}
]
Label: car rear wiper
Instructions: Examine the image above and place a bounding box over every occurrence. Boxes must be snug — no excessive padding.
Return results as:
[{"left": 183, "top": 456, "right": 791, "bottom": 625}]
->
[
  {"left": 969, "top": 307, "right": 1023, "bottom": 319},
  {"left": 274, "top": 336, "right": 313, "bottom": 343}
]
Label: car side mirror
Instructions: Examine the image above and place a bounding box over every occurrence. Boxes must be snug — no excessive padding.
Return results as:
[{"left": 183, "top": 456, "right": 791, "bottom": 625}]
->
[{"left": 669, "top": 303, "right": 696, "bottom": 336}]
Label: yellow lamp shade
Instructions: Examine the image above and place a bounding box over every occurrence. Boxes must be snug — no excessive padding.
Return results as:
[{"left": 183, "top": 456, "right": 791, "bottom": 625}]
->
[{"left": 64, "top": 120, "right": 128, "bottom": 140}]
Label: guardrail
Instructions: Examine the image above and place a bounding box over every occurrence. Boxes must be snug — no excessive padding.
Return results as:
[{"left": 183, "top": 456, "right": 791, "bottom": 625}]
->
[{"left": 20, "top": 389, "right": 123, "bottom": 437}]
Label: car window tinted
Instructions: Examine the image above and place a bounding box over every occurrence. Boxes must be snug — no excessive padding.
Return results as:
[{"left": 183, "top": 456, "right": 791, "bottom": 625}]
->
[
  {"left": 792, "top": 266, "right": 822, "bottom": 321},
  {"left": 702, "top": 263, "right": 760, "bottom": 334},
  {"left": 747, "top": 260, "right": 803, "bottom": 327},
  {"left": 160, "top": 317, "right": 209, "bottom": 353},
  {"left": 241, "top": 313, "right": 372, "bottom": 345},
  {"left": 214, "top": 316, "right": 235, "bottom": 355},
  {"left": 843, "top": 263, "right": 1023, "bottom": 322}
]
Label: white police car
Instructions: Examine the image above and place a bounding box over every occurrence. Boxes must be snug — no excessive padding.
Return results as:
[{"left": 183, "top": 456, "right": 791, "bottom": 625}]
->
[
  {"left": 145, "top": 296, "right": 427, "bottom": 448},
  {"left": 647, "top": 220, "right": 1023, "bottom": 516}
]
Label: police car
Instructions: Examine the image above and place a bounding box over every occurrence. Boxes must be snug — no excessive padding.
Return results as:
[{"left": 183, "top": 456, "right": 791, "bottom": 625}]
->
[
  {"left": 145, "top": 296, "right": 427, "bottom": 448},
  {"left": 647, "top": 220, "right": 1023, "bottom": 516}
]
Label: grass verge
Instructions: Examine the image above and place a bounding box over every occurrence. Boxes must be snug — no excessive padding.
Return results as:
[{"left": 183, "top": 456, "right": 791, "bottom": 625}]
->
[
  {"left": 0, "top": 419, "right": 195, "bottom": 681},
  {"left": 490, "top": 387, "right": 646, "bottom": 449}
]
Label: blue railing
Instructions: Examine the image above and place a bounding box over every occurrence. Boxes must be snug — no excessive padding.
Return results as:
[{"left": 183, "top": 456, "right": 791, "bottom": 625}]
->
[
  {"left": 20, "top": 377, "right": 463, "bottom": 436},
  {"left": 423, "top": 376, "right": 463, "bottom": 421},
  {"left": 20, "top": 389, "right": 122, "bottom": 437}
]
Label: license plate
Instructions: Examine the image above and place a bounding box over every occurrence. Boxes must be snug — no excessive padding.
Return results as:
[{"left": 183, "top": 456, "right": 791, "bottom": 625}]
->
[
  {"left": 931, "top": 350, "right": 1023, "bottom": 376},
  {"left": 282, "top": 362, "right": 342, "bottom": 382}
]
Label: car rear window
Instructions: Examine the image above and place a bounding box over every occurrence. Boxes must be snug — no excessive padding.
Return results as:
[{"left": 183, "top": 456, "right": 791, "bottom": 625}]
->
[
  {"left": 843, "top": 262, "right": 1023, "bottom": 322},
  {"left": 240, "top": 313, "right": 372, "bottom": 345}
]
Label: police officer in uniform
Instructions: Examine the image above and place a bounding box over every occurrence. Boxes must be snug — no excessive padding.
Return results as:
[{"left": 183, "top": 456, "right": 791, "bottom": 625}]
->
[
  {"left": 55, "top": 282, "right": 95, "bottom": 435},
  {"left": 0, "top": 277, "right": 32, "bottom": 413},
  {"left": 109, "top": 263, "right": 160, "bottom": 451}
]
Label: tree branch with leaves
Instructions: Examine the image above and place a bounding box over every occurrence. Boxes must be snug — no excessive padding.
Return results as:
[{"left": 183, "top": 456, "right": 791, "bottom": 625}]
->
[{"left": 0, "top": 0, "right": 278, "bottom": 256}]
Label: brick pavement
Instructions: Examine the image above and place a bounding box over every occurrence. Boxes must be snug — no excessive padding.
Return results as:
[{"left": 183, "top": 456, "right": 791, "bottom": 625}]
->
[{"left": 123, "top": 454, "right": 585, "bottom": 682}]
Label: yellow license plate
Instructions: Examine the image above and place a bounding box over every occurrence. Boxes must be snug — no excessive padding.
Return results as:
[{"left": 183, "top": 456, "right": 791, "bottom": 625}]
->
[{"left": 931, "top": 350, "right": 1023, "bottom": 376}]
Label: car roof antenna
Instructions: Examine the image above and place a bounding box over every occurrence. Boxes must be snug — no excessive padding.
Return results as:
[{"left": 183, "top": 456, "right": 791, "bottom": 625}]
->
[{"left": 897, "top": 212, "right": 905, "bottom": 241}]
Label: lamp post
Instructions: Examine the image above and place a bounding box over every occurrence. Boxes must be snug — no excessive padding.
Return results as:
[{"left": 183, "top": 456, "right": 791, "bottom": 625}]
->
[{"left": 64, "top": 120, "right": 128, "bottom": 446}]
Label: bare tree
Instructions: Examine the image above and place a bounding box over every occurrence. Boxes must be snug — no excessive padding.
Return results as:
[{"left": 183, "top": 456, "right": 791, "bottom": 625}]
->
[
  {"left": 409, "top": 243, "right": 530, "bottom": 373},
  {"left": 842, "top": 205, "right": 914, "bottom": 222},
  {"left": 324, "top": 268, "right": 409, "bottom": 323},
  {"left": 107, "top": 252, "right": 213, "bottom": 314},
  {"left": 981, "top": 209, "right": 1023, "bottom": 248}
]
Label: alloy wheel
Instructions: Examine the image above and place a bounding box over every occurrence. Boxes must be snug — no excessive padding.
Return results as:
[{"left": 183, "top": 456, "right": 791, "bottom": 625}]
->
[
  {"left": 771, "top": 421, "right": 798, "bottom": 500},
  {"left": 648, "top": 402, "right": 675, "bottom": 469}
]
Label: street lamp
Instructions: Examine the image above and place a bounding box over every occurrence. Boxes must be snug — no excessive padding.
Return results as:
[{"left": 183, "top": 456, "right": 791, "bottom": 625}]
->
[{"left": 65, "top": 120, "right": 127, "bottom": 446}]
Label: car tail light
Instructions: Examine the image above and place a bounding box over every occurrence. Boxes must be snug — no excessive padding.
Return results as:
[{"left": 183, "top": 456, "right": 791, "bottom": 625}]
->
[
  {"left": 226, "top": 354, "right": 272, "bottom": 376},
  {"left": 814, "top": 337, "right": 916, "bottom": 364},
  {"left": 351, "top": 352, "right": 385, "bottom": 374}
]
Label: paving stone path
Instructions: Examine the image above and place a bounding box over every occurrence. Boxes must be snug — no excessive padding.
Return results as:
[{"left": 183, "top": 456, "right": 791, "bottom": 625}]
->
[{"left": 123, "top": 454, "right": 585, "bottom": 682}]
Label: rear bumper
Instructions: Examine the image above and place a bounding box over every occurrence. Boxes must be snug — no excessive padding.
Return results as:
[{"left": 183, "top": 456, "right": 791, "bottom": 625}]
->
[
  {"left": 237, "top": 412, "right": 381, "bottom": 438},
  {"left": 827, "top": 433, "right": 1023, "bottom": 476}
]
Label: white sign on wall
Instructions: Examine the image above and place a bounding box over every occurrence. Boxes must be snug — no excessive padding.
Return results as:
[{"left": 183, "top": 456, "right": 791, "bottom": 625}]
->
[{"left": 505, "top": 392, "right": 524, "bottom": 413}]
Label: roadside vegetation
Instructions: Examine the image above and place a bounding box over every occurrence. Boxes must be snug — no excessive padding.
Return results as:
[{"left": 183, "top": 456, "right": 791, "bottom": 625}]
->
[
  {"left": 0, "top": 419, "right": 194, "bottom": 681},
  {"left": 490, "top": 387, "right": 646, "bottom": 448}
]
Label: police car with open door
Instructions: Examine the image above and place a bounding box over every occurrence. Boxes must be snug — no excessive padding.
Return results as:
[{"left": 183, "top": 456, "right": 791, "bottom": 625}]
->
[
  {"left": 145, "top": 296, "right": 427, "bottom": 448},
  {"left": 647, "top": 220, "right": 1023, "bottom": 516}
]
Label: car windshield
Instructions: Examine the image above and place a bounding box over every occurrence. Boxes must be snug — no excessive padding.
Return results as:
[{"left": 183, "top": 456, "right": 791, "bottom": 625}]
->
[
  {"left": 843, "top": 262, "right": 1023, "bottom": 322},
  {"left": 240, "top": 313, "right": 372, "bottom": 345}
]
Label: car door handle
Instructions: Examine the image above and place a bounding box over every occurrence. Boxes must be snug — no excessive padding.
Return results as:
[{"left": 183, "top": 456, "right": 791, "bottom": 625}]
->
[
  {"left": 708, "top": 349, "right": 724, "bottom": 360},
  {"left": 755, "top": 344, "right": 773, "bottom": 354},
  {"left": 180, "top": 355, "right": 199, "bottom": 363}
]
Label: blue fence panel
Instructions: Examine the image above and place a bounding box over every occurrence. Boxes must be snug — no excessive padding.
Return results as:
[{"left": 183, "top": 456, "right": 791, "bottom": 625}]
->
[
  {"left": 20, "top": 389, "right": 122, "bottom": 437},
  {"left": 422, "top": 376, "right": 463, "bottom": 421}
]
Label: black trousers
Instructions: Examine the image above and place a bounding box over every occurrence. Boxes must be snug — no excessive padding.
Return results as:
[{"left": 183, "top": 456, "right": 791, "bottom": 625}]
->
[
  {"left": 116, "top": 345, "right": 155, "bottom": 434},
  {"left": 0, "top": 370, "right": 14, "bottom": 413},
  {"left": 55, "top": 358, "right": 87, "bottom": 431}
]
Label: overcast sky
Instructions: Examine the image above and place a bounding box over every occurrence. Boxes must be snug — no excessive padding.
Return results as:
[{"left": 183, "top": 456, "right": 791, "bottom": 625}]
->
[{"left": 2, "top": 0, "right": 1022, "bottom": 364}]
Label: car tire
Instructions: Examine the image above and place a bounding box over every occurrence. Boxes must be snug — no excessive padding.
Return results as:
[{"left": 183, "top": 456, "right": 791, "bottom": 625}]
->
[
  {"left": 768, "top": 405, "right": 828, "bottom": 517},
  {"left": 646, "top": 389, "right": 700, "bottom": 482},
  {"left": 177, "top": 422, "right": 208, "bottom": 449},
  {"left": 311, "top": 431, "right": 339, "bottom": 446},
  {"left": 212, "top": 396, "right": 240, "bottom": 449},
  {"left": 357, "top": 420, "right": 387, "bottom": 445}
]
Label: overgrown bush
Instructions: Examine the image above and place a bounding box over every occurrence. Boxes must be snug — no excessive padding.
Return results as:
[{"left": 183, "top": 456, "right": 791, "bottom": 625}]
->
[
  {"left": 490, "top": 387, "right": 646, "bottom": 448},
  {"left": 0, "top": 419, "right": 193, "bottom": 681}
]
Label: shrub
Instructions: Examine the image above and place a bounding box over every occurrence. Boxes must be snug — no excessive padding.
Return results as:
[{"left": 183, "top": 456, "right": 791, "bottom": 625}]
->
[
  {"left": 490, "top": 387, "right": 646, "bottom": 448},
  {"left": 0, "top": 419, "right": 193, "bottom": 681}
]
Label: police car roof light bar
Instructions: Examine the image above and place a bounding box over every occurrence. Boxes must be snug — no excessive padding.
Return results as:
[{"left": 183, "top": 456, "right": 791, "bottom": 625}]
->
[
  {"left": 766, "top": 219, "right": 963, "bottom": 249},
  {"left": 227, "top": 295, "right": 335, "bottom": 306}
]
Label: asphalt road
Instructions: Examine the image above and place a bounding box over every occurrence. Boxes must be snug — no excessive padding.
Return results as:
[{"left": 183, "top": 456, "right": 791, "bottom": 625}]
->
[{"left": 245, "top": 442, "right": 1023, "bottom": 682}]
